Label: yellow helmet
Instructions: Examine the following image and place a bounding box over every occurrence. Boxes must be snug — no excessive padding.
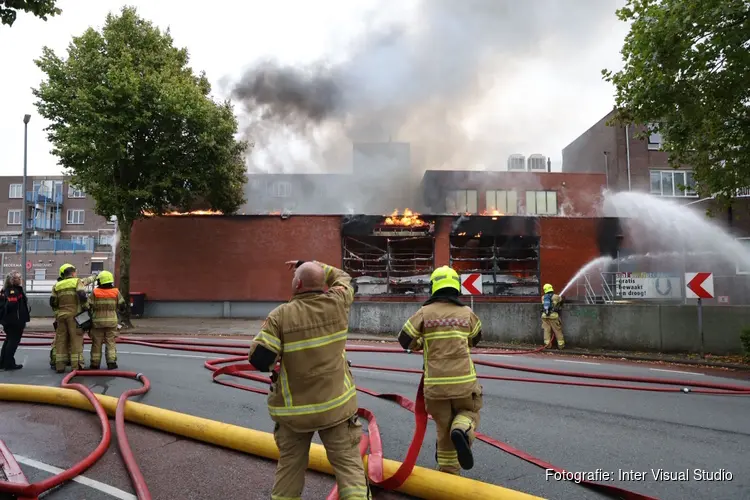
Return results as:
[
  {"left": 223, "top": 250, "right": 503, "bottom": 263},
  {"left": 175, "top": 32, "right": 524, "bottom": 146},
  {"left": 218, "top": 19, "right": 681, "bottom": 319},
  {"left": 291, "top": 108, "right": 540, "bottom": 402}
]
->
[
  {"left": 59, "top": 263, "right": 74, "bottom": 278},
  {"left": 430, "top": 266, "right": 461, "bottom": 295},
  {"left": 543, "top": 283, "right": 554, "bottom": 294},
  {"left": 97, "top": 270, "right": 114, "bottom": 285}
]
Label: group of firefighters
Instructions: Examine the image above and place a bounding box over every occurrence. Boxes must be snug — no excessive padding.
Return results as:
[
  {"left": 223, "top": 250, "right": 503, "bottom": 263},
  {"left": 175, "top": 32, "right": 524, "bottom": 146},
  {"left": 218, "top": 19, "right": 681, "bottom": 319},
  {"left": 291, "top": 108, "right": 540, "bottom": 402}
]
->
[
  {"left": 248, "top": 260, "right": 566, "bottom": 499},
  {"left": 48, "top": 263, "right": 127, "bottom": 373}
]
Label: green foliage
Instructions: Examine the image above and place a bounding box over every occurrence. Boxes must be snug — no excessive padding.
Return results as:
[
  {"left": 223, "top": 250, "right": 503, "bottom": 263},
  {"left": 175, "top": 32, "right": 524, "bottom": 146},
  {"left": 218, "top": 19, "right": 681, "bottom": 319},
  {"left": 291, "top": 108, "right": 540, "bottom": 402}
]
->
[
  {"left": 1, "top": 0, "right": 61, "bottom": 27},
  {"left": 603, "top": 0, "right": 750, "bottom": 205},
  {"left": 33, "top": 6, "right": 248, "bottom": 323},
  {"left": 741, "top": 327, "right": 750, "bottom": 361}
]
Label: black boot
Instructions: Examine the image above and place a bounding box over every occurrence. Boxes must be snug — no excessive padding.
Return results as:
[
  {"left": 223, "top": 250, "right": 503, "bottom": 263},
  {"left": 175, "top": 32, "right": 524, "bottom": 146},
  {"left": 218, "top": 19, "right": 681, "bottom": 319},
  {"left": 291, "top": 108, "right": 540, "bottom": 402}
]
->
[
  {"left": 450, "top": 429, "right": 474, "bottom": 470},
  {"left": 107, "top": 362, "right": 118, "bottom": 369},
  {"left": 5, "top": 364, "right": 23, "bottom": 370}
]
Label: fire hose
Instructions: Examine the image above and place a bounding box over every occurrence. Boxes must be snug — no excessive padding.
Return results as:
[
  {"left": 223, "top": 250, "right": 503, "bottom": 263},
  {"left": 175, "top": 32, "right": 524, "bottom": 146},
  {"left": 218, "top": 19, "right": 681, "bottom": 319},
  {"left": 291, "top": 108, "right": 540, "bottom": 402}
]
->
[{"left": 2, "top": 332, "right": 750, "bottom": 500}]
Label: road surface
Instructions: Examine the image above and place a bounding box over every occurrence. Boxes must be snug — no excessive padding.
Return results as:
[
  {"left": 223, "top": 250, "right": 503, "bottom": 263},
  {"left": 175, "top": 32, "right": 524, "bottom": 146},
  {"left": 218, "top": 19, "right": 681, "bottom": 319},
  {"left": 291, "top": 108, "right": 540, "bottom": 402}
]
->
[{"left": 1, "top": 338, "right": 749, "bottom": 500}]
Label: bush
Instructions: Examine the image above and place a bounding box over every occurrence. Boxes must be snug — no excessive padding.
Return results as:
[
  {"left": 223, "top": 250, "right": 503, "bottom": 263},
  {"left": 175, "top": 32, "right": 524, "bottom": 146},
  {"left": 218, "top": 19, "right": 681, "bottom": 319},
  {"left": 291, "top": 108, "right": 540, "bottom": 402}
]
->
[{"left": 741, "top": 328, "right": 750, "bottom": 362}]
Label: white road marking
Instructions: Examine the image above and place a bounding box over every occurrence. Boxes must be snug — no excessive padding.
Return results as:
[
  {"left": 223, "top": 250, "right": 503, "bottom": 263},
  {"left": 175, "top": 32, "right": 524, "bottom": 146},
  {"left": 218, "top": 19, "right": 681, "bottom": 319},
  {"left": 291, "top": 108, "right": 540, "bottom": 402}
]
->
[
  {"left": 554, "top": 359, "right": 601, "bottom": 366},
  {"left": 19, "top": 347, "right": 209, "bottom": 360},
  {"left": 649, "top": 368, "right": 704, "bottom": 376},
  {"left": 14, "top": 455, "right": 137, "bottom": 500}
]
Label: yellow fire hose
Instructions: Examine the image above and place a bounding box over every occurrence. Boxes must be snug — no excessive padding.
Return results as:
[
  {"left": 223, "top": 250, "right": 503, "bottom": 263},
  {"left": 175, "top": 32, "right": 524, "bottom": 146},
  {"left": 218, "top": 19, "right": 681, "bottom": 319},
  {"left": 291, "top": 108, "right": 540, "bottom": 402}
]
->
[{"left": 0, "top": 383, "right": 543, "bottom": 500}]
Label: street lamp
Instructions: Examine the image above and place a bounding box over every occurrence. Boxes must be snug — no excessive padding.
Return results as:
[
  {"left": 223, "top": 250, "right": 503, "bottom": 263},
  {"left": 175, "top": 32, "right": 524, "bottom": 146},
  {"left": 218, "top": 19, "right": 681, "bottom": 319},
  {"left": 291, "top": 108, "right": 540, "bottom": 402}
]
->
[{"left": 22, "top": 114, "right": 31, "bottom": 291}]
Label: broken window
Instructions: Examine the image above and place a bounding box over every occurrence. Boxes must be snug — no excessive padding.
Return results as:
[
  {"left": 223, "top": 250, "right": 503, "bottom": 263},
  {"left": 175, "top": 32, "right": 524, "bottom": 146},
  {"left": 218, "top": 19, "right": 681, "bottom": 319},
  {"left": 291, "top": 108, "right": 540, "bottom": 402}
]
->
[
  {"left": 341, "top": 214, "right": 436, "bottom": 295},
  {"left": 449, "top": 233, "right": 540, "bottom": 296}
]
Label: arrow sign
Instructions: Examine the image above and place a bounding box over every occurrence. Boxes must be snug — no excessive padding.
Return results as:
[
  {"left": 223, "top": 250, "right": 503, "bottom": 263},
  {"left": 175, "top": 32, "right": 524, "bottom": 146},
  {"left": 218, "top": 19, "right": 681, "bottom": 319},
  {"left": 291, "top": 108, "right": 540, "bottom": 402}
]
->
[
  {"left": 685, "top": 272, "right": 714, "bottom": 299},
  {"left": 460, "top": 273, "right": 482, "bottom": 295}
]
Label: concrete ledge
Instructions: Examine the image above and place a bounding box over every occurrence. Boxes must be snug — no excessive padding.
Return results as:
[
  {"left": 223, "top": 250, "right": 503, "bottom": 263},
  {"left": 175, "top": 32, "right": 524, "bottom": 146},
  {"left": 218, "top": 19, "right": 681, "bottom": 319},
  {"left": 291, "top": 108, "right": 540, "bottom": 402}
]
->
[{"left": 24, "top": 296, "right": 749, "bottom": 355}]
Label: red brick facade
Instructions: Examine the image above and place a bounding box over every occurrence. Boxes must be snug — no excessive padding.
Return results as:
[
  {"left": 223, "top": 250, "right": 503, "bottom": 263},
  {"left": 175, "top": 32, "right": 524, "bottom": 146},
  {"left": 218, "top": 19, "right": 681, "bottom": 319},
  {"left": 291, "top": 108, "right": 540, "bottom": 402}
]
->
[{"left": 127, "top": 215, "right": 603, "bottom": 303}]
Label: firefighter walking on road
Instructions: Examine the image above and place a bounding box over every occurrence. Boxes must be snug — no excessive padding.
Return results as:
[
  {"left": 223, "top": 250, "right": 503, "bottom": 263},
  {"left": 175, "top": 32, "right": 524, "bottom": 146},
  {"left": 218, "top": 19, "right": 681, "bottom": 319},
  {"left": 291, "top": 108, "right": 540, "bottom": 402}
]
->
[
  {"left": 541, "top": 283, "right": 565, "bottom": 349},
  {"left": 50, "top": 264, "right": 91, "bottom": 373},
  {"left": 397, "top": 266, "right": 483, "bottom": 476},
  {"left": 50, "top": 264, "right": 95, "bottom": 369},
  {"left": 88, "top": 271, "right": 126, "bottom": 369},
  {"left": 248, "top": 259, "right": 369, "bottom": 500}
]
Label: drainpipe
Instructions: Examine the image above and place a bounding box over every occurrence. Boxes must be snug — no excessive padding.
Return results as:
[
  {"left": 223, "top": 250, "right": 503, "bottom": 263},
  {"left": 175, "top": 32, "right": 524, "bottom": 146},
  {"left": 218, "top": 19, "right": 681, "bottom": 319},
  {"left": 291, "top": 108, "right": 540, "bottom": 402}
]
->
[
  {"left": 603, "top": 151, "right": 610, "bottom": 190},
  {"left": 625, "top": 125, "right": 632, "bottom": 191}
]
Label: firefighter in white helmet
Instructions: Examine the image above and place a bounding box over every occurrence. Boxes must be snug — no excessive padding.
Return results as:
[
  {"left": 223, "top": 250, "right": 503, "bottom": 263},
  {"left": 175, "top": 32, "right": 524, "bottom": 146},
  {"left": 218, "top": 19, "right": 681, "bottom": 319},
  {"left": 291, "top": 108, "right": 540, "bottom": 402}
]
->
[
  {"left": 397, "top": 265, "right": 483, "bottom": 475},
  {"left": 248, "top": 259, "right": 369, "bottom": 500},
  {"left": 542, "top": 283, "right": 565, "bottom": 349}
]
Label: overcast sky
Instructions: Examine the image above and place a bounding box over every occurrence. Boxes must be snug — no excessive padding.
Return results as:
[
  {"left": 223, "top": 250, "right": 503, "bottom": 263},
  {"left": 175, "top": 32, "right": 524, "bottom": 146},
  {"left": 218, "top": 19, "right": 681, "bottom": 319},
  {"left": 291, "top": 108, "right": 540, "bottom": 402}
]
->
[{"left": 0, "top": 0, "right": 630, "bottom": 176}]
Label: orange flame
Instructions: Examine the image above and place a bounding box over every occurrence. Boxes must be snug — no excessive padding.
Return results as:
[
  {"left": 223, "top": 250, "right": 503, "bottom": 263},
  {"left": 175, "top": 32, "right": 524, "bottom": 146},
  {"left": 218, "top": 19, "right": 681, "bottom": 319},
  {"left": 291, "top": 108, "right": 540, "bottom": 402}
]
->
[
  {"left": 384, "top": 209, "right": 427, "bottom": 227},
  {"left": 143, "top": 210, "right": 223, "bottom": 217}
]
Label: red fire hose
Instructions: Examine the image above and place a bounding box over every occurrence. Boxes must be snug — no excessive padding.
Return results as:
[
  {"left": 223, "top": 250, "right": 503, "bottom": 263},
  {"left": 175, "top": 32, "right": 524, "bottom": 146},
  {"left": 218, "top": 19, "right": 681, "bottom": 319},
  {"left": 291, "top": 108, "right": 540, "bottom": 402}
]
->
[
  {"left": 0, "top": 367, "right": 152, "bottom": 500},
  {"left": 3, "top": 331, "right": 750, "bottom": 500}
]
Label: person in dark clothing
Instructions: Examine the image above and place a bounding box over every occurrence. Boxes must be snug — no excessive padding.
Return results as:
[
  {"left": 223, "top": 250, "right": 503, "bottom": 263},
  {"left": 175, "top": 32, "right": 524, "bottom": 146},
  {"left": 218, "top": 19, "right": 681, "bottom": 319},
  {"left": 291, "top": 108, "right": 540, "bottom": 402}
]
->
[{"left": 0, "top": 271, "right": 31, "bottom": 370}]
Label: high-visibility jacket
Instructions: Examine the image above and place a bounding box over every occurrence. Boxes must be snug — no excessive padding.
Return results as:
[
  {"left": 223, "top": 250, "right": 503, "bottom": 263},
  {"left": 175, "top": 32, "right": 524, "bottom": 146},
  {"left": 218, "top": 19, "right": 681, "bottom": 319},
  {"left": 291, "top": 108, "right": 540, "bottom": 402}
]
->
[
  {"left": 89, "top": 286, "right": 126, "bottom": 328},
  {"left": 248, "top": 262, "right": 357, "bottom": 433},
  {"left": 398, "top": 297, "right": 482, "bottom": 400},
  {"left": 50, "top": 277, "right": 92, "bottom": 319},
  {"left": 541, "top": 292, "right": 563, "bottom": 319}
]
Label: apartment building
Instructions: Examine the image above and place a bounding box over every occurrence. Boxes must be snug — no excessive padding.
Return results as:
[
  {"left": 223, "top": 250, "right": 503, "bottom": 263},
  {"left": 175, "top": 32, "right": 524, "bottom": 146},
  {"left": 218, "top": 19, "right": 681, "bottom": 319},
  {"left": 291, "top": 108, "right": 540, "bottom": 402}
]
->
[
  {"left": 0, "top": 175, "right": 115, "bottom": 289},
  {"left": 562, "top": 109, "right": 697, "bottom": 200}
]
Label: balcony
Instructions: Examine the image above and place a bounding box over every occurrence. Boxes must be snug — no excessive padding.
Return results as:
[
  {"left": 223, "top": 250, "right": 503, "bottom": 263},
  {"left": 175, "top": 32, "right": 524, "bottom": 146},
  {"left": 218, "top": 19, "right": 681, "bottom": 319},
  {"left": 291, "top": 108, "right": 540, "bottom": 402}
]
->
[
  {"left": 26, "top": 217, "right": 62, "bottom": 232},
  {"left": 16, "top": 238, "right": 94, "bottom": 253},
  {"left": 26, "top": 190, "right": 63, "bottom": 205}
]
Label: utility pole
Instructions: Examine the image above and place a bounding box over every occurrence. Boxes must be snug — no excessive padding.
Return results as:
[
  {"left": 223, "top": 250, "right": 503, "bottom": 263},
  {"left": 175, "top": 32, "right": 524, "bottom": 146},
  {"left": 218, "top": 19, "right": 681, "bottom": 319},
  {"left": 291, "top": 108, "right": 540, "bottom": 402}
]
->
[{"left": 22, "top": 114, "right": 31, "bottom": 290}]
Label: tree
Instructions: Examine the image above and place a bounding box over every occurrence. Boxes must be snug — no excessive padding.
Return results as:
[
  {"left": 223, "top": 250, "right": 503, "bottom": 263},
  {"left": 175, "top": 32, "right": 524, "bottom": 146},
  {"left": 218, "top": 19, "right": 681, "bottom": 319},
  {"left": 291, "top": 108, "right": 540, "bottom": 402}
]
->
[
  {"left": 33, "top": 6, "right": 248, "bottom": 326},
  {"left": 603, "top": 0, "right": 750, "bottom": 203},
  {"left": 1, "top": 0, "right": 61, "bottom": 27}
]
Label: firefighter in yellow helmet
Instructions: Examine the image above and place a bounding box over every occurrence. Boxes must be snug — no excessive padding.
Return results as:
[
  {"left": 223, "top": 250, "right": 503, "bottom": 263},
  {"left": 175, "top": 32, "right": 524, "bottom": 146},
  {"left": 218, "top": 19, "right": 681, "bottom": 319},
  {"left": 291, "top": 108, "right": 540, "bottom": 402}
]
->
[
  {"left": 88, "top": 271, "right": 126, "bottom": 369},
  {"left": 541, "top": 283, "right": 565, "bottom": 349},
  {"left": 49, "top": 263, "right": 95, "bottom": 372},
  {"left": 248, "top": 259, "right": 369, "bottom": 500},
  {"left": 397, "top": 265, "right": 483, "bottom": 475}
]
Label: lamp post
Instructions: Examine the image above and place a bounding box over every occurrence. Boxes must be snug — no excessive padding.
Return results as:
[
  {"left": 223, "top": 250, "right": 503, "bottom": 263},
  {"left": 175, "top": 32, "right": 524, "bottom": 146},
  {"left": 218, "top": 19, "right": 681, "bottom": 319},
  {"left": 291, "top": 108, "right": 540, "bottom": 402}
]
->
[{"left": 21, "top": 114, "right": 31, "bottom": 291}]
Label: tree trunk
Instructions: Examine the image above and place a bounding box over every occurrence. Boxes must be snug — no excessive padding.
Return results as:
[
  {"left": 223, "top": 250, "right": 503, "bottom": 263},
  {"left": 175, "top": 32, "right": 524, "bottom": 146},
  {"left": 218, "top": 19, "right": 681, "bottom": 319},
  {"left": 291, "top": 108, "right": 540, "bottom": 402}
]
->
[{"left": 118, "top": 218, "right": 134, "bottom": 328}]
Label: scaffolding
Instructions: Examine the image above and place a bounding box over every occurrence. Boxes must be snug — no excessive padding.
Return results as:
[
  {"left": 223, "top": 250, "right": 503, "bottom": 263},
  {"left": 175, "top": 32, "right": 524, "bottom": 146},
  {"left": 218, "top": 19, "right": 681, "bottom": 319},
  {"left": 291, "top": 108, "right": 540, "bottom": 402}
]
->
[
  {"left": 449, "top": 235, "right": 540, "bottom": 296},
  {"left": 342, "top": 234, "right": 434, "bottom": 295}
]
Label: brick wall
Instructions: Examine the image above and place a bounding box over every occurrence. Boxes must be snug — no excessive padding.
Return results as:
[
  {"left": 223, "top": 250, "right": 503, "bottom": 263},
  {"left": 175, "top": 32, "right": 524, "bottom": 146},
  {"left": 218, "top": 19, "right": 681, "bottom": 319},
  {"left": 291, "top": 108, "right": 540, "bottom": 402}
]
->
[
  {"left": 128, "top": 215, "right": 342, "bottom": 301},
  {"left": 539, "top": 217, "right": 601, "bottom": 294},
  {"left": 126, "top": 215, "right": 605, "bottom": 302}
]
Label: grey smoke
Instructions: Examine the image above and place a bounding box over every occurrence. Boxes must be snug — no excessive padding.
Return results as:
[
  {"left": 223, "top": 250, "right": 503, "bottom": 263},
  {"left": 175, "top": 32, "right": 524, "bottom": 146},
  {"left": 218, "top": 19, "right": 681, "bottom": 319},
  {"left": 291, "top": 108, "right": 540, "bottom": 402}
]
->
[{"left": 232, "top": 0, "right": 618, "bottom": 212}]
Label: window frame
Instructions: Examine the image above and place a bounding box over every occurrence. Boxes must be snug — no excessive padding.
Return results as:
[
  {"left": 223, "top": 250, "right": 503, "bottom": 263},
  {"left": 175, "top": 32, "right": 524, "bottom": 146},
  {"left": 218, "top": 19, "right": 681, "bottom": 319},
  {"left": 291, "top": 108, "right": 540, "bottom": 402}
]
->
[
  {"left": 68, "top": 185, "right": 86, "bottom": 198},
  {"left": 485, "top": 190, "right": 518, "bottom": 214},
  {"left": 8, "top": 184, "right": 23, "bottom": 199},
  {"left": 66, "top": 209, "right": 85, "bottom": 225},
  {"left": 737, "top": 237, "right": 750, "bottom": 275},
  {"left": 446, "top": 189, "right": 478, "bottom": 214},
  {"left": 649, "top": 169, "right": 697, "bottom": 197},
  {"left": 7, "top": 209, "right": 22, "bottom": 225},
  {"left": 525, "top": 191, "right": 558, "bottom": 215}
]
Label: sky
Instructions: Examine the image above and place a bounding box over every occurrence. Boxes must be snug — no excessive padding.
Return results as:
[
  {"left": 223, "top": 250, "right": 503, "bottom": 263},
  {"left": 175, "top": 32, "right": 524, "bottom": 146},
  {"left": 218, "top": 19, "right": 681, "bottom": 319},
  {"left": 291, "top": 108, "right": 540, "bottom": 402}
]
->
[{"left": 0, "top": 0, "right": 631, "bottom": 177}]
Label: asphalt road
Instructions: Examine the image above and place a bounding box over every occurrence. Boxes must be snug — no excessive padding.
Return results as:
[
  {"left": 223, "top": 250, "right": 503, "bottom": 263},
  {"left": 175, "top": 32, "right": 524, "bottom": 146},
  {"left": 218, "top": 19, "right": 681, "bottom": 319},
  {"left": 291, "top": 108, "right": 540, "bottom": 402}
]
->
[{"left": 2, "top": 338, "right": 750, "bottom": 500}]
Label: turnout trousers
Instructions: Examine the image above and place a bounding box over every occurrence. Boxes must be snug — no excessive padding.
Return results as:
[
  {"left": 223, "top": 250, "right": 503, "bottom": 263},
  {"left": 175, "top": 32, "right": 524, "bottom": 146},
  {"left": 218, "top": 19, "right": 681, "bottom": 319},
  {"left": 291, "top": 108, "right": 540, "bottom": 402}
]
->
[
  {"left": 89, "top": 327, "right": 118, "bottom": 368},
  {"left": 425, "top": 389, "right": 483, "bottom": 475},
  {"left": 542, "top": 317, "right": 565, "bottom": 348},
  {"left": 55, "top": 316, "right": 84, "bottom": 371},
  {"left": 271, "top": 415, "right": 370, "bottom": 500}
]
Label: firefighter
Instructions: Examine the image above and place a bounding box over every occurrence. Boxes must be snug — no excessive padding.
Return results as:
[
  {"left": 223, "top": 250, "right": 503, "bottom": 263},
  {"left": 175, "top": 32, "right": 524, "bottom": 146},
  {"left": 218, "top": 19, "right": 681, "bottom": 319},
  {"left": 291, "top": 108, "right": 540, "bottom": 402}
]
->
[
  {"left": 397, "top": 265, "right": 483, "bottom": 476},
  {"left": 248, "top": 260, "right": 369, "bottom": 500},
  {"left": 50, "top": 264, "right": 91, "bottom": 373},
  {"left": 49, "top": 264, "right": 96, "bottom": 369},
  {"left": 88, "top": 271, "right": 126, "bottom": 369},
  {"left": 541, "top": 283, "right": 565, "bottom": 349}
]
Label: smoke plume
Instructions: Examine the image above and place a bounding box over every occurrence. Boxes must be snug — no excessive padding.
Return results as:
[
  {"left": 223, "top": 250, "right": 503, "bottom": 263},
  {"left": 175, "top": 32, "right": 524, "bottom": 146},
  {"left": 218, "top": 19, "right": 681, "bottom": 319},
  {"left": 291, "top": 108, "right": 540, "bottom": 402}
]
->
[{"left": 232, "top": 0, "right": 618, "bottom": 212}]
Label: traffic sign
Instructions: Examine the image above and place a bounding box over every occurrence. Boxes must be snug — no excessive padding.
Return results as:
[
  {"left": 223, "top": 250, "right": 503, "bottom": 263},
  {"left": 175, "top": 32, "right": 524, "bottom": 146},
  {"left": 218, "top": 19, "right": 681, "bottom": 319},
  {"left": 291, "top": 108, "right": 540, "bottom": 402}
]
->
[
  {"left": 460, "top": 274, "right": 482, "bottom": 295},
  {"left": 685, "top": 272, "right": 714, "bottom": 299},
  {"left": 25, "top": 260, "right": 32, "bottom": 270}
]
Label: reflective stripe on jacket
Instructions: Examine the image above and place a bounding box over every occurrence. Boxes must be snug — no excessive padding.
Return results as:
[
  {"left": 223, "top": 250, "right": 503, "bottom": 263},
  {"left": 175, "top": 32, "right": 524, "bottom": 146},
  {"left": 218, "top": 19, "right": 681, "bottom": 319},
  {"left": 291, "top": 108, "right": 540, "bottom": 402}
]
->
[
  {"left": 90, "top": 287, "right": 125, "bottom": 328},
  {"left": 400, "top": 301, "right": 482, "bottom": 400},
  {"left": 248, "top": 262, "right": 357, "bottom": 432},
  {"left": 541, "top": 293, "right": 562, "bottom": 319},
  {"left": 51, "top": 277, "right": 86, "bottom": 319}
]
